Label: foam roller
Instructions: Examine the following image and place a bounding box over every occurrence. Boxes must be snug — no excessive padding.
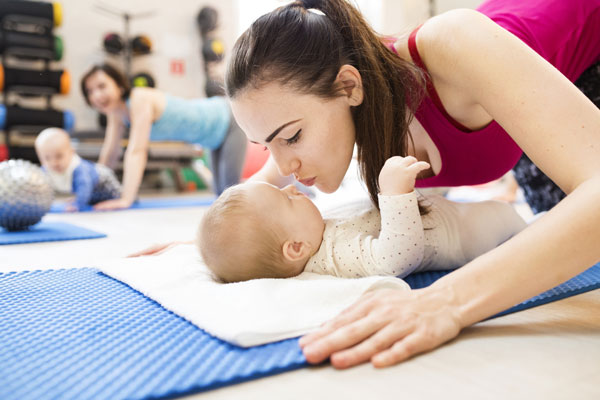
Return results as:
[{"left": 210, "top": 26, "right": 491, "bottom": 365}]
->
[
  {"left": 0, "top": 65, "right": 70, "bottom": 94},
  {"left": 0, "top": 0, "right": 62, "bottom": 27},
  {"left": 0, "top": 30, "right": 62, "bottom": 61},
  {"left": 0, "top": 105, "right": 74, "bottom": 132}
]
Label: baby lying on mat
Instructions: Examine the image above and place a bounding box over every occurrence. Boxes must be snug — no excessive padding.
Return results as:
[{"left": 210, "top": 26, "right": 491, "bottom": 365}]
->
[
  {"left": 35, "top": 127, "right": 121, "bottom": 211},
  {"left": 199, "top": 156, "right": 526, "bottom": 283}
]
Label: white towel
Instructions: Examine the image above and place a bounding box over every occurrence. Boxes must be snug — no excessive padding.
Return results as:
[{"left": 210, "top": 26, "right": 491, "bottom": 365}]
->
[{"left": 97, "top": 244, "right": 409, "bottom": 347}]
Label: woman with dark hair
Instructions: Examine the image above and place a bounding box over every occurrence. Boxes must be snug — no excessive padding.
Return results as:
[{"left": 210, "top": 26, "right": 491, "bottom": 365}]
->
[
  {"left": 80, "top": 63, "right": 246, "bottom": 210},
  {"left": 225, "top": 0, "right": 600, "bottom": 368}
]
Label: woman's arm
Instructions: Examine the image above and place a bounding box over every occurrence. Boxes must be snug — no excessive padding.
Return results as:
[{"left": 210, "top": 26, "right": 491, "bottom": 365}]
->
[
  {"left": 300, "top": 9, "right": 600, "bottom": 368},
  {"left": 94, "top": 90, "right": 154, "bottom": 210},
  {"left": 98, "top": 114, "right": 124, "bottom": 168}
]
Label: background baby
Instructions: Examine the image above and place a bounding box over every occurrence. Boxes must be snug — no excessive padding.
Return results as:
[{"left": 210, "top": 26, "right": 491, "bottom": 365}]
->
[{"left": 35, "top": 127, "right": 121, "bottom": 211}]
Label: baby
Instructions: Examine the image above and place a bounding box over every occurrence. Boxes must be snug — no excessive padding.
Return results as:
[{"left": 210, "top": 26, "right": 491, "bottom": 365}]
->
[
  {"left": 198, "top": 156, "right": 527, "bottom": 283},
  {"left": 35, "top": 127, "right": 121, "bottom": 211}
]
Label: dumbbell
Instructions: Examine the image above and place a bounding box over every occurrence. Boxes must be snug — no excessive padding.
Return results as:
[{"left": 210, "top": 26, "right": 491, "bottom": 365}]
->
[
  {"left": 0, "top": 65, "right": 70, "bottom": 94},
  {"left": 131, "top": 72, "right": 155, "bottom": 88},
  {"left": 0, "top": 30, "right": 63, "bottom": 61},
  {"left": 103, "top": 33, "right": 124, "bottom": 55},
  {"left": 0, "top": 0, "right": 62, "bottom": 28},
  {"left": 202, "top": 38, "right": 224, "bottom": 62},
  {"left": 197, "top": 6, "right": 219, "bottom": 37},
  {"left": 0, "top": 105, "right": 74, "bottom": 132},
  {"left": 131, "top": 35, "right": 152, "bottom": 55}
]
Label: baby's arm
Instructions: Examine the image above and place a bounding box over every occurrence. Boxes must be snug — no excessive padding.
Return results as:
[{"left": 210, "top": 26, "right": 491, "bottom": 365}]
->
[
  {"left": 356, "top": 192, "right": 426, "bottom": 277},
  {"left": 351, "top": 156, "right": 431, "bottom": 277}
]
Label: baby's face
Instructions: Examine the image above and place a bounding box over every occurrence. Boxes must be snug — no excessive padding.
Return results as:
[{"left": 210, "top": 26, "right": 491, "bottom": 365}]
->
[
  {"left": 38, "top": 142, "right": 73, "bottom": 173},
  {"left": 244, "top": 182, "right": 325, "bottom": 250}
]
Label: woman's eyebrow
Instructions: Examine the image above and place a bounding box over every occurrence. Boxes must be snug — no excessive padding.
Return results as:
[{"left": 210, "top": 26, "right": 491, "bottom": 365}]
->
[{"left": 265, "top": 119, "right": 301, "bottom": 143}]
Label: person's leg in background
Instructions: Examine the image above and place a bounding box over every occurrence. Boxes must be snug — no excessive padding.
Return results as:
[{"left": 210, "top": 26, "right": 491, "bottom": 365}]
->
[
  {"left": 512, "top": 61, "right": 600, "bottom": 214},
  {"left": 210, "top": 116, "right": 247, "bottom": 195}
]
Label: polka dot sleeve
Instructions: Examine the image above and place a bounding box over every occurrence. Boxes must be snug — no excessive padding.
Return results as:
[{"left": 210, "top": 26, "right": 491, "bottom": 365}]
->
[{"left": 360, "top": 191, "right": 425, "bottom": 278}]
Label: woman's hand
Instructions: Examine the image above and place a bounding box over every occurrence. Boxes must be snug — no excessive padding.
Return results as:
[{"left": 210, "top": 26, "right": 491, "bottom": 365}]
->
[
  {"left": 127, "top": 240, "right": 194, "bottom": 257},
  {"left": 299, "top": 286, "right": 463, "bottom": 368},
  {"left": 93, "top": 197, "right": 134, "bottom": 211}
]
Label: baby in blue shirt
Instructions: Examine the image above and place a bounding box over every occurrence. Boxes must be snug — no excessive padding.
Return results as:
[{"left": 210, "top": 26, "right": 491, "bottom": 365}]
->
[{"left": 35, "top": 128, "right": 121, "bottom": 211}]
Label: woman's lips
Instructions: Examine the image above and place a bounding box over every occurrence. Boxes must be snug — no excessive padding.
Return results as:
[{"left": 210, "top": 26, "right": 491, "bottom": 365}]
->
[{"left": 298, "top": 177, "right": 316, "bottom": 187}]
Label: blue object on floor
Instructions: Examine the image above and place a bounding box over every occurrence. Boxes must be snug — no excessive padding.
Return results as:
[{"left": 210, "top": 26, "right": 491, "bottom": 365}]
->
[
  {"left": 49, "top": 196, "right": 215, "bottom": 213},
  {"left": 403, "top": 262, "right": 600, "bottom": 318},
  {"left": 1, "top": 263, "right": 599, "bottom": 400},
  {"left": 0, "top": 221, "right": 106, "bottom": 245},
  {"left": 0, "top": 268, "right": 306, "bottom": 400}
]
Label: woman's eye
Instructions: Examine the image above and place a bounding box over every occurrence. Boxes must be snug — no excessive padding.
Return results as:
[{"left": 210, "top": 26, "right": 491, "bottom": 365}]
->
[{"left": 286, "top": 129, "right": 302, "bottom": 145}]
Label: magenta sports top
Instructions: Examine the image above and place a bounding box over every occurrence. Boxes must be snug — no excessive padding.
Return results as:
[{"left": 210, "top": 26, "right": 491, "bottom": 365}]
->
[{"left": 391, "top": 0, "right": 600, "bottom": 188}]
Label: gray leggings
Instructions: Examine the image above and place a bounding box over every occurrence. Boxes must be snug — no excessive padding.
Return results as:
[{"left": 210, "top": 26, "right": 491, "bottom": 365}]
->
[{"left": 210, "top": 115, "right": 247, "bottom": 195}]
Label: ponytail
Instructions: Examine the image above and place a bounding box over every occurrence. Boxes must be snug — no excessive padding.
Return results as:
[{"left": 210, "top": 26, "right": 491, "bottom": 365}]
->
[{"left": 227, "top": 0, "right": 425, "bottom": 208}]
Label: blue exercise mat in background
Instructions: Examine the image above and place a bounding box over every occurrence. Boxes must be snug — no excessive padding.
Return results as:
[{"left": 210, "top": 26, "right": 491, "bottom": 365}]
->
[
  {"left": 50, "top": 196, "right": 215, "bottom": 213},
  {"left": 0, "top": 221, "right": 106, "bottom": 245},
  {"left": 0, "top": 263, "right": 599, "bottom": 400}
]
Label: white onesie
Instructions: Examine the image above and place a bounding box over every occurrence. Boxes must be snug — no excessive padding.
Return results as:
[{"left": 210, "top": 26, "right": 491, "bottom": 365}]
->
[{"left": 304, "top": 191, "right": 526, "bottom": 278}]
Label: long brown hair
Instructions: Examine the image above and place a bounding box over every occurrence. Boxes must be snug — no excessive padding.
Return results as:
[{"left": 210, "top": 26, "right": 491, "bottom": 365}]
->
[{"left": 226, "top": 0, "right": 425, "bottom": 208}]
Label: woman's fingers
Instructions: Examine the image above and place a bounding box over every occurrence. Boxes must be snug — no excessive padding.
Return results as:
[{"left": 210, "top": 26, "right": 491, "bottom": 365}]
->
[
  {"left": 303, "top": 313, "right": 390, "bottom": 364},
  {"left": 329, "top": 322, "right": 412, "bottom": 368},
  {"left": 302, "top": 286, "right": 464, "bottom": 368},
  {"left": 127, "top": 242, "right": 170, "bottom": 257},
  {"left": 299, "top": 291, "right": 378, "bottom": 348},
  {"left": 371, "top": 332, "right": 431, "bottom": 367}
]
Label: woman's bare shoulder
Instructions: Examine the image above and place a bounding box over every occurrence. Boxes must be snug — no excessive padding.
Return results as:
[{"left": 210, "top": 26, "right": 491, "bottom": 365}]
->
[{"left": 416, "top": 9, "right": 496, "bottom": 77}]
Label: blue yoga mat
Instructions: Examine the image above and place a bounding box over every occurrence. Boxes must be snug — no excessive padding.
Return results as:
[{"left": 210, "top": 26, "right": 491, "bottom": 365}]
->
[
  {"left": 50, "top": 196, "right": 215, "bottom": 213},
  {"left": 0, "top": 221, "right": 106, "bottom": 245},
  {"left": 1, "top": 263, "right": 598, "bottom": 400}
]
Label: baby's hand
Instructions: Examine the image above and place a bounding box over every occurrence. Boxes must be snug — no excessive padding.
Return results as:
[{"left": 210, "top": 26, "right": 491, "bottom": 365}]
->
[
  {"left": 65, "top": 204, "right": 78, "bottom": 212},
  {"left": 378, "top": 156, "right": 430, "bottom": 195}
]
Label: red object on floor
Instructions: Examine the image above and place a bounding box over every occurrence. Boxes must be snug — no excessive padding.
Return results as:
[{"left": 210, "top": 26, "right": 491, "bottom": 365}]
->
[
  {"left": 0, "top": 145, "right": 8, "bottom": 161},
  {"left": 241, "top": 141, "right": 270, "bottom": 180}
]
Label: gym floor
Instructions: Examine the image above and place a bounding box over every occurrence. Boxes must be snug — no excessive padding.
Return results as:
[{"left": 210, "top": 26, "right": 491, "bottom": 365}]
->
[{"left": 1, "top": 186, "right": 599, "bottom": 400}]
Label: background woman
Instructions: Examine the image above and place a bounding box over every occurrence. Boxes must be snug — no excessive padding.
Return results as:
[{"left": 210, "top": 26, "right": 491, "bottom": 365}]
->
[{"left": 81, "top": 63, "right": 246, "bottom": 210}]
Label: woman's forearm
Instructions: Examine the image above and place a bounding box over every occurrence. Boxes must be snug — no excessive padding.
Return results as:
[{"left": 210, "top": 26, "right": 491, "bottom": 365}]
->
[
  {"left": 120, "top": 148, "right": 148, "bottom": 204},
  {"left": 431, "top": 176, "right": 600, "bottom": 327}
]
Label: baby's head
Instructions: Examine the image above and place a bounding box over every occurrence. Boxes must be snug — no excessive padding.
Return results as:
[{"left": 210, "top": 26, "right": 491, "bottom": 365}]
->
[
  {"left": 198, "top": 182, "right": 325, "bottom": 283},
  {"left": 35, "top": 128, "right": 74, "bottom": 173}
]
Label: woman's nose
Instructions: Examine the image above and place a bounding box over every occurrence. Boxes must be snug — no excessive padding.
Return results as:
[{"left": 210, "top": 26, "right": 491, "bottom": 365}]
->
[{"left": 273, "top": 153, "right": 300, "bottom": 178}]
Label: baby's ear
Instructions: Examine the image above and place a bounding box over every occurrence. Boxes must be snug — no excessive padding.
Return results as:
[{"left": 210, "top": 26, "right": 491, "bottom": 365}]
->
[{"left": 282, "top": 240, "right": 310, "bottom": 262}]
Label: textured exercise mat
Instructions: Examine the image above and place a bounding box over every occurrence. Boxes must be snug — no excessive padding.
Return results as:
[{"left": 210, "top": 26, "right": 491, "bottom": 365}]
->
[
  {"left": 0, "top": 221, "right": 106, "bottom": 245},
  {"left": 1, "top": 263, "right": 599, "bottom": 400},
  {"left": 404, "top": 262, "right": 600, "bottom": 318},
  {"left": 0, "top": 268, "right": 306, "bottom": 400},
  {"left": 50, "top": 196, "right": 215, "bottom": 213}
]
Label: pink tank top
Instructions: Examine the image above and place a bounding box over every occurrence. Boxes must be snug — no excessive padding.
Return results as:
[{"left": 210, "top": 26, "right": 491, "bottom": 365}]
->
[{"left": 397, "top": 0, "right": 600, "bottom": 188}]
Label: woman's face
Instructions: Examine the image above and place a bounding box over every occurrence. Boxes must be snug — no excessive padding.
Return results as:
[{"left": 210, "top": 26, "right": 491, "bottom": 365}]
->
[
  {"left": 84, "top": 70, "right": 124, "bottom": 114},
  {"left": 231, "top": 82, "right": 356, "bottom": 193}
]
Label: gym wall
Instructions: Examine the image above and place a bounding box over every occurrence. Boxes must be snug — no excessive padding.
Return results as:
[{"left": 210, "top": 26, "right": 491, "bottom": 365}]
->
[{"left": 52, "top": 0, "right": 237, "bottom": 132}]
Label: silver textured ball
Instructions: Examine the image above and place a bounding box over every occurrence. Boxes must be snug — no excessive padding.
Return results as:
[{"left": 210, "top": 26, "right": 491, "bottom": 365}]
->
[{"left": 0, "top": 159, "right": 54, "bottom": 231}]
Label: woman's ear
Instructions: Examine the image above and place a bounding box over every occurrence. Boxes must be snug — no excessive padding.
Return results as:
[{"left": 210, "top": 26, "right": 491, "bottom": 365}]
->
[
  {"left": 282, "top": 240, "right": 310, "bottom": 263},
  {"left": 336, "top": 64, "right": 363, "bottom": 106}
]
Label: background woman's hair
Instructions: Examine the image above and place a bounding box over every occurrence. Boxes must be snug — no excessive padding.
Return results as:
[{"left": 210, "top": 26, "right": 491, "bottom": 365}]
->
[
  {"left": 80, "top": 63, "right": 131, "bottom": 106},
  {"left": 226, "top": 0, "right": 426, "bottom": 208}
]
